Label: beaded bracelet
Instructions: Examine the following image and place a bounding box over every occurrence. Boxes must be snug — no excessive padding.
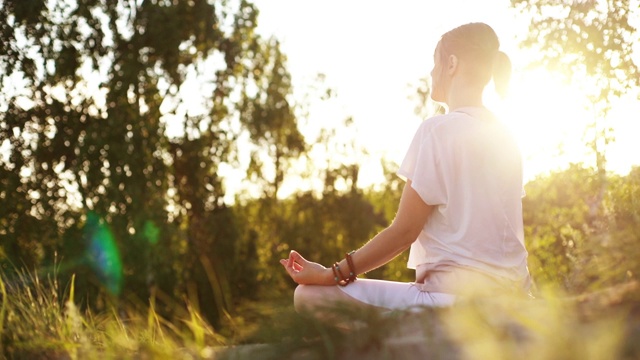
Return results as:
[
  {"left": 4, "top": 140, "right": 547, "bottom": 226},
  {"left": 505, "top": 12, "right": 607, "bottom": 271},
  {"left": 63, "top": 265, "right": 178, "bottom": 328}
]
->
[
  {"left": 331, "top": 251, "right": 358, "bottom": 286},
  {"left": 332, "top": 263, "right": 349, "bottom": 286},
  {"left": 331, "top": 263, "right": 342, "bottom": 285}
]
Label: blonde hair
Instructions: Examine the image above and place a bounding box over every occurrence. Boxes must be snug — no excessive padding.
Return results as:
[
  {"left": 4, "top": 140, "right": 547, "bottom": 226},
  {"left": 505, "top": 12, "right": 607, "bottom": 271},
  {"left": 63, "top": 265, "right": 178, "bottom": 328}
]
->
[{"left": 439, "top": 22, "right": 511, "bottom": 97}]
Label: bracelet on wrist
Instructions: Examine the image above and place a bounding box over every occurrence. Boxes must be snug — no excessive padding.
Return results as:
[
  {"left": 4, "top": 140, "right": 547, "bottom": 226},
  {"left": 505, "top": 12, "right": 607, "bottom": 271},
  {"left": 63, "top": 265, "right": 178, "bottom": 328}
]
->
[
  {"left": 332, "top": 263, "right": 349, "bottom": 286},
  {"left": 330, "top": 250, "right": 358, "bottom": 286}
]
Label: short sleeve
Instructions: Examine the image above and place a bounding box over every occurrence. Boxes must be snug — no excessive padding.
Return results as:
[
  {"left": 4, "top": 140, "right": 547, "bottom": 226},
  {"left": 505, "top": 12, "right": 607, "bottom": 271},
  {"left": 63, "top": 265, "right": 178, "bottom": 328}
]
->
[
  {"left": 397, "top": 125, "right": 448, "bottom": 206},
  {"left": 397, "top": 126, "right": 422, "bottom": 181}
]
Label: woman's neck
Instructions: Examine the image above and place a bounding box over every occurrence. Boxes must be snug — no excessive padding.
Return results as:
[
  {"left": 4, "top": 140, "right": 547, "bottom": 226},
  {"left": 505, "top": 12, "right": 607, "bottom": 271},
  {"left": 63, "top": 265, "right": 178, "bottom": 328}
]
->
[{"left": 446, "top": 76, "right": 484, "bottom": 112}]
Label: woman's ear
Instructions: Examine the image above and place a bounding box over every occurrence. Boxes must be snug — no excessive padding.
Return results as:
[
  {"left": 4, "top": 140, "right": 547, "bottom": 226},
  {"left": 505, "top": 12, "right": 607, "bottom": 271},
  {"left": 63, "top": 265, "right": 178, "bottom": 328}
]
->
[{"left": 447, "top": 54, "right": 458, "bottom": 75}]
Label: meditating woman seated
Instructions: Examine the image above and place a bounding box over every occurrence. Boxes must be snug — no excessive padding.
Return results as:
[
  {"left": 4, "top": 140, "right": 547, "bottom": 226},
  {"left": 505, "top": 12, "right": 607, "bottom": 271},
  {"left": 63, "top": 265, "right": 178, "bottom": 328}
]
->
[{"left": 280, "top": 22, "right": 532, "bottom": 314}]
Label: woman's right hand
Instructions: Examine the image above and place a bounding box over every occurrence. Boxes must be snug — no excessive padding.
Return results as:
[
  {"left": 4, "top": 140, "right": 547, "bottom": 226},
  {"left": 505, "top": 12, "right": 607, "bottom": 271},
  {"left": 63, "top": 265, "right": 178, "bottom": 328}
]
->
[{"left": 280, "top": 250, "right": 335, "bottom": 286}]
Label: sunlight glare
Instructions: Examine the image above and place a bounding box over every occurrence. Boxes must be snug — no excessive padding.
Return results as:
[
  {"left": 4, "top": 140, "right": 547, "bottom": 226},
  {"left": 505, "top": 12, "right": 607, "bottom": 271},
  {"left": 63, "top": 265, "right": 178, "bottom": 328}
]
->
[{"left": 490, "top": 68, "right": 592, "bottom": 182}]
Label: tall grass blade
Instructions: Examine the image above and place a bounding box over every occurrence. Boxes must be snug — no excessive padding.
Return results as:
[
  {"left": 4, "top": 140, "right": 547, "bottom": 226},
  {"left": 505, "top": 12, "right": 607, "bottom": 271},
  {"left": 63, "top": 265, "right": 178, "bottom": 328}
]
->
[{"left": 0, "top": 274, "right": 6, "bottom": 355}]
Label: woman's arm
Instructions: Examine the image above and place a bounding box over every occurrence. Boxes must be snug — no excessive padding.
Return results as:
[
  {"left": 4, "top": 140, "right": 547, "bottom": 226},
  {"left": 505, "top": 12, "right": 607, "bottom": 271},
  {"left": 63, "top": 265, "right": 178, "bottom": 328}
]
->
[{"left": 280, "top": 180, "right": 434, "bottom": 285}]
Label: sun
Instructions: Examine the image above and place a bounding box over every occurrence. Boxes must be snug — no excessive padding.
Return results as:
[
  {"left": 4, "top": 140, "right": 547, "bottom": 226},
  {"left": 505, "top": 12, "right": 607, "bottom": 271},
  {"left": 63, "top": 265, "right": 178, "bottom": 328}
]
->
[{"left": 487, "top": 68, "right": 593, "bottom": 182}]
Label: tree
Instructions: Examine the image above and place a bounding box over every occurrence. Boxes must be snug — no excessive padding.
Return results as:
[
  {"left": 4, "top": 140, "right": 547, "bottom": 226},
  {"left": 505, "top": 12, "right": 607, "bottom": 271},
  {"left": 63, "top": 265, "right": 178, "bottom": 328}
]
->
[
  {"left": 0, "top": 0, "right": 305, "bottom": 325},
  {"left": 511, "top": 0, "right": 639, "bottom": 214},
  {"left": 240, "top": 37, "right": 306, "bottom": 200},
  {"left": 522, "top": 165, "right": 640, "bottom": 292},
  {"left": 511, "top": 0, "right": 640, "bottom": 292},
  {"left": 522, "top": 165, "right": 596, "bottom": 290}
]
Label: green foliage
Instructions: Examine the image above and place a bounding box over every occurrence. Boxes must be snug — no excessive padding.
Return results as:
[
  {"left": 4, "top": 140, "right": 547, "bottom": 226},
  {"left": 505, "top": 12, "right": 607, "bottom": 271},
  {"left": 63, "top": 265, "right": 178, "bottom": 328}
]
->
[
  {"left": 1, "top": 1, "right": 640, "bottom": 351},
  {"left": 511, "top": 0, "right": 639, "bottom": 99},
  {"left": 0, "top": 0, "right": 305, "bottom": 327},
  {"left": 512, "top": 0, "right": 639, "bottom": 294},
  {"left": 590, "top": 167, "right": 640, "bottom": 285},
  {"left": 511, "top": 0, "right": 639, "bottom": 226},
  {"left": 523, "top": 164, "right": 595, "bottom": 289},
  {"left": 233, "top": 178, "right": 388, "bottom": 297},
  {"left": 524, "top": 164, "right": 640, "bottom": 293},
  {"left": 240, "top": 37, "right": 306, "bottom": 199}
]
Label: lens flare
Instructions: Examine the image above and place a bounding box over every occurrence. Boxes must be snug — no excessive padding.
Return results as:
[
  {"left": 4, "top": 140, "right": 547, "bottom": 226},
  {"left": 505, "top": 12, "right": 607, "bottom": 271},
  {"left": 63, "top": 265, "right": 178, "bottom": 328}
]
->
[{"left": 84, "top": 212, "right": 123, "bottom": 296}]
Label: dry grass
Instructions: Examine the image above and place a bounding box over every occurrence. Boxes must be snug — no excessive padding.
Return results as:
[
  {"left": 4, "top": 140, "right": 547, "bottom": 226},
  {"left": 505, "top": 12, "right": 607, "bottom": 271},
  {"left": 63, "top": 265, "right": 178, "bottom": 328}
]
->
[
  {"left": 2, "top": 267, "right": 639, "bottom": 360},
  {"left": 0, "top": 268, "right": 227, "bottom": 359}
]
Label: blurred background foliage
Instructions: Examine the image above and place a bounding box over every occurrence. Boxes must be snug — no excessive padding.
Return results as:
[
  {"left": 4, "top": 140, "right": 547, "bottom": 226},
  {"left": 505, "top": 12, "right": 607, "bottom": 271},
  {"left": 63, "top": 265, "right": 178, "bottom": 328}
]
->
[{"left": 0, "top": 0, "right": 638, "bottom": 350}]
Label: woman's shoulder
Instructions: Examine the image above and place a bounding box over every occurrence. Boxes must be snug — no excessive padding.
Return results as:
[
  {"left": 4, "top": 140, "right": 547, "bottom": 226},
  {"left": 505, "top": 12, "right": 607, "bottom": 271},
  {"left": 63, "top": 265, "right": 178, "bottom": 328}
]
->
[{"left": 419, "top": 111, "right": 472, "bottom": 134}]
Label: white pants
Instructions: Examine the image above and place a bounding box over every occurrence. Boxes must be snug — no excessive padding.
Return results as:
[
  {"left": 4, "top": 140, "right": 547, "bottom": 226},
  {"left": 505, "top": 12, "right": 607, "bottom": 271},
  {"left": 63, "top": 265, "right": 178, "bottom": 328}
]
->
[{"left": 337, "top": 278, "right": 456, "bottom": 310}]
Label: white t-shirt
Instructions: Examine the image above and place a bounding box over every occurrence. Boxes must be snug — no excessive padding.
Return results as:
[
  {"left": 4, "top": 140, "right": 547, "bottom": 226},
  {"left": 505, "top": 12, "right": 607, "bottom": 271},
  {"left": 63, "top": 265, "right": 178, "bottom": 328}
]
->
[{"left": 398, "top": 107, "right": 530, "bottom": 286}]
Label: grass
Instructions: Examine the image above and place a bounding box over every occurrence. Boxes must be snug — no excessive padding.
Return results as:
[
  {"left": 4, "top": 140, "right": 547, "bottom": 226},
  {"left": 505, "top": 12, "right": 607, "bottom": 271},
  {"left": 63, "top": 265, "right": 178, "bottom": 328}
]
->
[
  {"left": 0, "top": 268, "right": 228, "bottom": 359},
  {"left": 235, "top": 283, "right": 640, "bottom": 360},
  {"left": 1, "top": 267, "right": 639, "bottom": 359}
]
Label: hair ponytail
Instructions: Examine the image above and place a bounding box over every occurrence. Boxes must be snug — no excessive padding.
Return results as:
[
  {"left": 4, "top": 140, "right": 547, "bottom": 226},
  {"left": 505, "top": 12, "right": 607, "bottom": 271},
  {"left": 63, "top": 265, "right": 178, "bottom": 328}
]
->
[
  {"left": 493, "top": 51, "right": 512, "bottom": 98},
  {"left": 441, "top": 23, "right": 511, "bottom": 97}
]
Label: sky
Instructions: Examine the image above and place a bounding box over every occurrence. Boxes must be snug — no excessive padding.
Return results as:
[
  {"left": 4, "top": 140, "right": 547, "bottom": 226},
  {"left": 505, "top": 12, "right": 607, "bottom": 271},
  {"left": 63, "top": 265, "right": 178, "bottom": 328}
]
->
[{"left": 239, "top": 0, "right": 640, "bottom": 198}]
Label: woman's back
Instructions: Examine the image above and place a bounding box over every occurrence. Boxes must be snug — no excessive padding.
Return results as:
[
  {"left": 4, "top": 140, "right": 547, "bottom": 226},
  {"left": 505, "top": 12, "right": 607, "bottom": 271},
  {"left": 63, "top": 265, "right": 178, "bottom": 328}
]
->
[{"left": 399, "top": 107, "right": 529, "bottom": 288}]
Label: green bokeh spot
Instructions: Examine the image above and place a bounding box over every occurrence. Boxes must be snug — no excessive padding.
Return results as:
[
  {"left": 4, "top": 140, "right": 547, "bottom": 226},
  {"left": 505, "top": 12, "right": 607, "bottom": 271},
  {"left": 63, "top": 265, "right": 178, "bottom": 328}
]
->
[{"left": 143, "top": 220, "right": 160, "bottom": 245}]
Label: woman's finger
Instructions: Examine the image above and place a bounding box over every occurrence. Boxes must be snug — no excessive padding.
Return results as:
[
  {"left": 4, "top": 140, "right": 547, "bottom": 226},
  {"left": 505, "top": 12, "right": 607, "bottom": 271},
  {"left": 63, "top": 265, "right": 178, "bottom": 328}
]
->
[
  {"left": 282, "top": 261, "right": 298, "bottom": 279},
  {"left": 281, "top": 250, "right": 314, "bottom": 285},
  {"left": 280, "top": 258, "right": 304, "bottom": 283},
  {"left": 287, "top": 252, "right": 294, "bottom": 268},
  {"left": 289, "top": 250, "right": 308, "bottom": 265},
  {"left": 287, "top": 250, "right": 300, "bottom": 268}
]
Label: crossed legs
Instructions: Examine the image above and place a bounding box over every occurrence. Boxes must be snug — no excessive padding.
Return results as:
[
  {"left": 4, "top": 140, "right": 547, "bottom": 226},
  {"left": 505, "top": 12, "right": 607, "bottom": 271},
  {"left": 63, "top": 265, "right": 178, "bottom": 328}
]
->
[
  {"left": 293, "top": 278, "right": 457, "bottom": 317},
  {"left": 294, "top": 284, "right": 382, "bottom": 311}
]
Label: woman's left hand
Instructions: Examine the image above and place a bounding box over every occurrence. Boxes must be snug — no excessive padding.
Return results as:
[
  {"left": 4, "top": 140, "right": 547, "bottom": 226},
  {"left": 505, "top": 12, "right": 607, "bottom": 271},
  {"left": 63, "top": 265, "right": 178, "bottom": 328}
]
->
[{"left": 280, "top": 250, "right": 334, "bottom": 286}]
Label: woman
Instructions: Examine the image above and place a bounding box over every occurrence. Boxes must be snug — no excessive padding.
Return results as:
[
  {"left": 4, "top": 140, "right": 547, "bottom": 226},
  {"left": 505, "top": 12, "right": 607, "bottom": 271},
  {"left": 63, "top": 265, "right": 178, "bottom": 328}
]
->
[{"left": 280, "top": 22, "right": 531, "bottom": 314}]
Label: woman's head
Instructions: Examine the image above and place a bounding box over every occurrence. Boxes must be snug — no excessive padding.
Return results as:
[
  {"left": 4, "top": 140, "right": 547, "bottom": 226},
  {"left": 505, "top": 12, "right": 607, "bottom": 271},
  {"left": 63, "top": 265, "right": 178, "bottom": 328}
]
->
[{"left": 430, "top": 22, "right": 511, "bottom": 103}]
